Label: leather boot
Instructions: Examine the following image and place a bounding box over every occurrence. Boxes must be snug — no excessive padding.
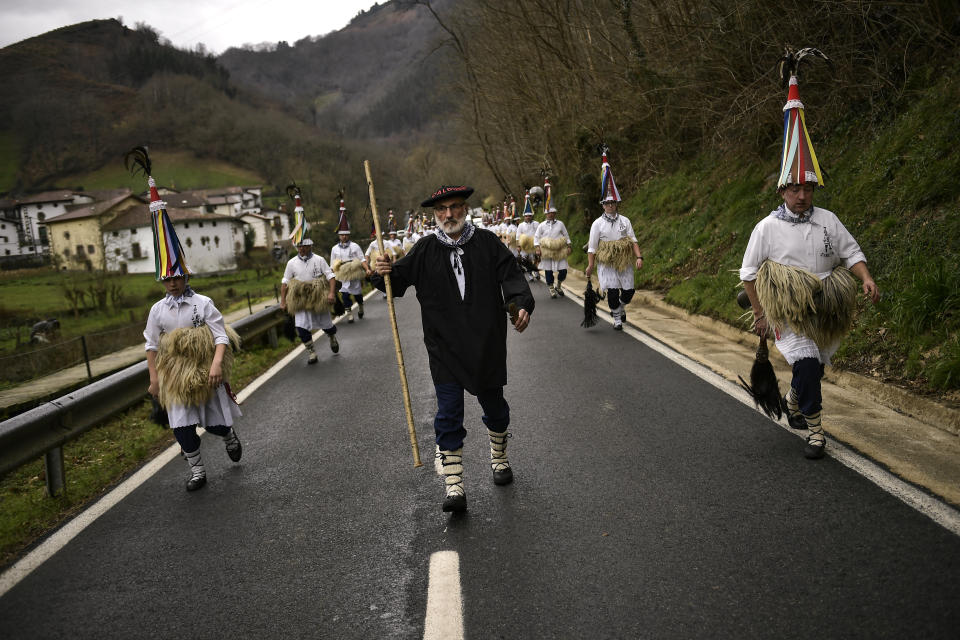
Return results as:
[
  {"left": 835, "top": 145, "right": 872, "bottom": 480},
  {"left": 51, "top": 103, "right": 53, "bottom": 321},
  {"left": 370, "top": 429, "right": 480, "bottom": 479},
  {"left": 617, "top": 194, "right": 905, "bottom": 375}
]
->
[{"left": 305, "top": 340, "right": 318, "bottom": 364}]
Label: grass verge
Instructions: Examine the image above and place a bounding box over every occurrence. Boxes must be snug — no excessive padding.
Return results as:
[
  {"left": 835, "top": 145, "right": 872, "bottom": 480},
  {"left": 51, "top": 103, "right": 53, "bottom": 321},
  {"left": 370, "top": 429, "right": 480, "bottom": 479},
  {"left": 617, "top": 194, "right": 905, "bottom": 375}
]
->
[{"left": 0, "top": 337, "right": 298, "bottom": 569}]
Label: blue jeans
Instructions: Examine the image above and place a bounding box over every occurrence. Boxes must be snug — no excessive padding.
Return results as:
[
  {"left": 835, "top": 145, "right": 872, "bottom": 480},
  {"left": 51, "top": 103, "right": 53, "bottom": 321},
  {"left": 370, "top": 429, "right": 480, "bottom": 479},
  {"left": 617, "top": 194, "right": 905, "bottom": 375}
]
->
[{"left": 434, "top": 383, "right": 510, "bottom": 451}]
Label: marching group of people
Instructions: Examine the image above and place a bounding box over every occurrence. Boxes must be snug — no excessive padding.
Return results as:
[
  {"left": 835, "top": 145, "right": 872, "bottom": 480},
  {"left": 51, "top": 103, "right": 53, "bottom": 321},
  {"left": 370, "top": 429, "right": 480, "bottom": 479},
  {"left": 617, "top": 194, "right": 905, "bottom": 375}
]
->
[{"left": 139, "top": 59, "right": 880, "bottom": 511}]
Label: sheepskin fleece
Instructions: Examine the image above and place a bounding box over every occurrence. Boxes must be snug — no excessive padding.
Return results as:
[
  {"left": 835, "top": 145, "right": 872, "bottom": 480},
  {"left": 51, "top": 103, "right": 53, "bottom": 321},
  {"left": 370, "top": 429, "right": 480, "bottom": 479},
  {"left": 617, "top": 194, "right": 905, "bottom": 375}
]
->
[
  {"left": 286, "top": 278, "right": 332, "bottom": 314},
  {"left": 517, "top": 234, "right": 535, "bottom": 253},
  {"left": 756, "top": 261, "right": 858, "bottom": 349},
  {"left": 333, "top": 258, "right": 366, "bottom": 282},
  {"left": 596, "top": 237, "right": 634, "bottom": 271},
  {"left": 157, "top": 325, "right": 239, "bottom": 408},
  {"left": 539, "top": 236, "right": 569, "bottom": 260}
]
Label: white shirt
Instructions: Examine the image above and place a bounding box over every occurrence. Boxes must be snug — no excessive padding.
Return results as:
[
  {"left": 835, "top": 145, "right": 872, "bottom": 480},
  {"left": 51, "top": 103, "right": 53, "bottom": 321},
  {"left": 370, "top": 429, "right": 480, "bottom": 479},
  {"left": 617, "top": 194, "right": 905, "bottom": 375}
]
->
[
  {"left": 517, "top": 220, "right": 539, "bottom": 236},
  {"left": 282, "top": 253, "right": 334, "bottom": 284},
  {"left": 587, "top": 214, "right": 637, "bottom": 253},
  {"left": 330, "top": 241, "right": 364, "bottom": 266},
  {"left": 144, "top": 292, "right": 227, "bottom": 352},
  {"left": 534, "top": 219, "right": 570, "bottom": 245},
  {"left": 739, "top": 206, "right": 867, "bottom": 282}
]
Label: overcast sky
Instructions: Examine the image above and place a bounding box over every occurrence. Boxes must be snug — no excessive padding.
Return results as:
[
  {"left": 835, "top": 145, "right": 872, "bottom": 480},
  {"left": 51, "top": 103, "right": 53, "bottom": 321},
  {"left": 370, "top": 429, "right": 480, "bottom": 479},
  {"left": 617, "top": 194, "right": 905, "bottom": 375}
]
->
[{"left": 0, "top": 0, "right": 382, "bottom": 54}]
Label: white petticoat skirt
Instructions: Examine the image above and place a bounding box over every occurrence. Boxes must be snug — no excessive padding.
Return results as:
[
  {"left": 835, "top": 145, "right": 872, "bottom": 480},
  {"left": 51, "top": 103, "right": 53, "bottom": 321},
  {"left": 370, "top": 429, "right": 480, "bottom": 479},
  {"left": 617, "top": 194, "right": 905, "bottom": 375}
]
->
[
  {"left": 597, "top": 262, "right": 634, "bottom": 290},
  {"left": 339, "top": 279, "right": 362, "bottom": 295},
  {"left": 539, "top": 257, "right": 569, "bottom": 271},
  {"left": 774, "top": 326, "right": 841, "bottom": 366},
  {"left": 294, "top": 310, "right": 334, "bottom": 331},
  {"left": 167, "top": 385, "right": 242, "bottom": 429}
]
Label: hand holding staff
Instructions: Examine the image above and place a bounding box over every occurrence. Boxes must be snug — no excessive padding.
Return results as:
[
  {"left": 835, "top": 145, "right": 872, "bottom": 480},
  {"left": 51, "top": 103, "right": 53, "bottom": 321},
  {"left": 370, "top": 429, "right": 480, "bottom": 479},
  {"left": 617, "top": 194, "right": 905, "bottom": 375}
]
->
[{"left": 364, "top": 160, "right": 422, "bottom": 467}]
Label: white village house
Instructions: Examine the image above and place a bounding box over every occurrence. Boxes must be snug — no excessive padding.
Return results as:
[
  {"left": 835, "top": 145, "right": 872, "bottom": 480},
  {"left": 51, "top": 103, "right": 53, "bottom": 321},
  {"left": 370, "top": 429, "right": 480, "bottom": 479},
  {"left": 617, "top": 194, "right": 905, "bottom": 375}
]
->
[{"left": 102, "top": 204, "right": 245, "bottom": 274}]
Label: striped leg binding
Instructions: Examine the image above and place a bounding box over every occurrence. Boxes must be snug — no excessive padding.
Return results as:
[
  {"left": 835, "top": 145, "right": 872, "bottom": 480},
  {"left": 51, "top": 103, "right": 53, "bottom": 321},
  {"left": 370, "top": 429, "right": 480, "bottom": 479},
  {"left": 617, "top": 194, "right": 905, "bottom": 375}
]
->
[
  {"left": 488, "top": 429, "right": 513, "bottom": 485},
  {"left": 438, "top": 448, "right": 466, "bottom": 513},
  {"left": 784, "top": 387, "right": 806, "bottom": 429},
  {"left": 223, "top": 428, "right": 242, "bottom": 462},
  {"left": 803, "top": 410, "right": 825, "bottom": 459},
  {"left": 184, "top": 449, "right": 207, "bottom": 491}
]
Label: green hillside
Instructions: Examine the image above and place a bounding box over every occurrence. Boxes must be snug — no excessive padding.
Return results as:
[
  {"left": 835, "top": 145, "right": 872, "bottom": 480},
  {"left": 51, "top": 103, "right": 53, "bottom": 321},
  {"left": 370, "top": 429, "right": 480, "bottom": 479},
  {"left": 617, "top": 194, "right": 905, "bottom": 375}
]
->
[
  {"left": 565, "top": 68, "right": 960, "bottom": 398},
  {"left": 54, "top": 150, "right": 265, "bottom": 191}
]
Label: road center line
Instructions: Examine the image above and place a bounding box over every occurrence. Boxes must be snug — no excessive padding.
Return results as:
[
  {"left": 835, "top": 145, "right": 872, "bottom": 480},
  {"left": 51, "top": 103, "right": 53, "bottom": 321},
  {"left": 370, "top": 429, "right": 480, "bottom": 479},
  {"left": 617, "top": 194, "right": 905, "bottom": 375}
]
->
[
  {"left": 564, "top": 285, "right": 960, "bottom": 536},
  {"left": 423, "top": 551, "right": 464, "bottom": 640}
]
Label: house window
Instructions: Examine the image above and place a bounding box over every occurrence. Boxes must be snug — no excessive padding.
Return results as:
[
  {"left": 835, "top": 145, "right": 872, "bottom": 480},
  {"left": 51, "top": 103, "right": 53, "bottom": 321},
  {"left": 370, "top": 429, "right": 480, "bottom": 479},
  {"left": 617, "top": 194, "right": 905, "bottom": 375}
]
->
[
  {"left": 214, "top": 236, "right": 220, "bottom": 246},
  {"left": 199, "top": 221, "right": 204, "bottom": 228},
  {"left": 64, "top": 231, "right": 70, "bottom": 239},
  {"left": 131, "top": 243, "right": 142, "bottom": 259},
  {"left": 112, "top": 231, "right": 118, "bottom": 236},
  {"left": 64, "top": 248, "right": 71, "bottom": 257},
  {"left": 184, "top": 223, "right": 189, "bottom": 228},
  {"left": 76, "top": 244, "right": 84, "bottom": 255},
  {"left": 212, "top": 221, "right": 217, "bottom": 227},
  {"left": 37, "top": 204, "right": 43, "bottom": 209},
  {"left": 205, "top": 205, "right": 215, "bottom": 214},
  {"left": 4, "top": 249, "right": 9, "bottom": 255},
  {"left": 37, "top": 212, "right": 45, "bottom": 221},
  {"left": 87, "top": 244, "right": 95, "bottom": 254},
  {"left": 185, "top": 238, "right": 193, "bottom": 247}
]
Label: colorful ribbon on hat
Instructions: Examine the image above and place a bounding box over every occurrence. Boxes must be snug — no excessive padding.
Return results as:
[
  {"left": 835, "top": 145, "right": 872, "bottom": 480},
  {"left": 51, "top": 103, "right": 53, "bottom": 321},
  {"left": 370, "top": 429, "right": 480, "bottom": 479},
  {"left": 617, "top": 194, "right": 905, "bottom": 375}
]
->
[
  {"left": 778, "top": 76, "right": 824, "bottom": 188},
  {"left": 544, "top": 177, "right": 552, "bottom": 212},
  {"left": 600, "top": 154, "right": 621, "bottom": 202},
  {"left": 149, "top": 177, "right": 190, "bottom": 280},
  {"left": 289, "top": 194, "right": 309, "bottom": 244}
]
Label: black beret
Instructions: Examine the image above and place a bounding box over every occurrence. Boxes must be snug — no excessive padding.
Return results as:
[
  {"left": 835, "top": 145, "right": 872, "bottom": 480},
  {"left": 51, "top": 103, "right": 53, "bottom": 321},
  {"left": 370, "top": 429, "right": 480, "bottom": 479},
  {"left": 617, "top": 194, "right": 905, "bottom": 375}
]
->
[{"left": 420, "top": 185, "right": 474, "bottom": 208}]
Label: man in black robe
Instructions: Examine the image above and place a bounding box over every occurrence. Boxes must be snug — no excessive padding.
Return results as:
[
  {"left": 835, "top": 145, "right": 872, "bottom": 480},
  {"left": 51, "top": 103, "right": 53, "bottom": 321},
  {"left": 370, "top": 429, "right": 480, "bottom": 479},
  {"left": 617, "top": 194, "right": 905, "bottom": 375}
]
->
[{"left": 373, "top": 185, "right": 535, "bottom": 513}]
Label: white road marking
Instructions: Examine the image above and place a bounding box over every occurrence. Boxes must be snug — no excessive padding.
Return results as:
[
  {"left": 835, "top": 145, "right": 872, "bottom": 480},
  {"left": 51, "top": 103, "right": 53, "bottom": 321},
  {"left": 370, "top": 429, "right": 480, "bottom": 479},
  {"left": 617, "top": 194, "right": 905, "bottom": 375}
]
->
[
  {"left": 423, "top": 551, "right": 463, "bottom": 640},
  {"left": 566, "top": 287, "right": 960, "bottom": 537},
  {"left": 0, "top": 291, "right": 380, "bottom": 597}
]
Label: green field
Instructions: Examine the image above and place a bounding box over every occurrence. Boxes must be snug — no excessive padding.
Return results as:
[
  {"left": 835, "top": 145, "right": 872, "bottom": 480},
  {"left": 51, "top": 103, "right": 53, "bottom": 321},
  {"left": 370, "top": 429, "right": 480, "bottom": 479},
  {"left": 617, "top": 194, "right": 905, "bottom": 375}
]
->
[
  {"left": 0, "top": 263, "right": 289, "bottom": 382},
  {"left": 55, "top": 150, "right": 265, "bottom": 192}
]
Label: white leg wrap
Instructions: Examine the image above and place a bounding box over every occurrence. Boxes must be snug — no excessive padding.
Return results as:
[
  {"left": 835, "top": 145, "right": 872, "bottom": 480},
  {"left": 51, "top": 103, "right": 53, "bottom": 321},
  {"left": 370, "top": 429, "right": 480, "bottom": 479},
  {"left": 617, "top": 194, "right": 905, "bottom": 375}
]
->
[
  {"left": 184, "top": 449, "right": 205, "bottom": 479},
  {"left": 439, "top": 448, "right": 464, "bottom": 497},
  {"left": 488, "top": 429, "right": 510, "bottom": 472}
]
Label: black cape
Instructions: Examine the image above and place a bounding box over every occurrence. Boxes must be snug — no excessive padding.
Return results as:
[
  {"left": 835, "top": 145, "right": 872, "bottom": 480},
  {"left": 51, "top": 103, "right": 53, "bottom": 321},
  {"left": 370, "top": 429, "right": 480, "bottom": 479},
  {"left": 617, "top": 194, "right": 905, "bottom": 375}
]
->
[{"left": 372, "top": 229, "right": 535, "bottom": 394}]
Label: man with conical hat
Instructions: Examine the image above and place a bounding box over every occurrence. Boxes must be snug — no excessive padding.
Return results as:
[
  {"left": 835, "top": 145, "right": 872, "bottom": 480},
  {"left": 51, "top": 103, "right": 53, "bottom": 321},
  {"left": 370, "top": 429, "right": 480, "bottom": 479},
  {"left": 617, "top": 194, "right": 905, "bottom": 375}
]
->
[
  {"left": 740, "top": 49, "right": 879, "bottom": 459},
  {"left": 504, "top": 196, "right": 519, "bottom": 257},
  {"left": 402, "top": 210, "right": 421, "bottom": 251},
  {"left": 330, "top": 194, "right": 370, "bottom": 323},
  {"left": 584, "top": 148, "right": 644, "bottom": 330},
  {"left": 372, "top": 185, "right": 535, "bottom": 514},
  {"left": 516, "top": 190, "right": 540, "bottom": 281},
  {"left": 384, "top": 211, "right": 405, "bottom": 259},
  {"left": 281, "top": 188, "right": 340, "bottom": 364},
  {"left": 534, "top": 177, "right": 572, "bottom": 299},
  {"left": 128, "top": 147, "right": 242, "bottom": 492}
]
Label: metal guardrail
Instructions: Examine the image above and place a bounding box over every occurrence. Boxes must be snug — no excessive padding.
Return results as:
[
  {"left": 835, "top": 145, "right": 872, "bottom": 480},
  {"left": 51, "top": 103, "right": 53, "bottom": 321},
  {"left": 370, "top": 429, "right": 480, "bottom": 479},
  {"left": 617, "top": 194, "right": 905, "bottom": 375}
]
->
[{"left": 0, "top": 305, "right": 287, "bottom": 495}]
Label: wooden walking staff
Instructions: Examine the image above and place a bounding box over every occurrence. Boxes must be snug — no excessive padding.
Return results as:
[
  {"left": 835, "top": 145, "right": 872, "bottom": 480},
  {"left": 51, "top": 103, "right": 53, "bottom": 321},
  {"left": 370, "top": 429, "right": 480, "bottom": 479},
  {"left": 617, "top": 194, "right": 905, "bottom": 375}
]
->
[{"left": 364, "top": 159, "right": 423, "bottom": 467}]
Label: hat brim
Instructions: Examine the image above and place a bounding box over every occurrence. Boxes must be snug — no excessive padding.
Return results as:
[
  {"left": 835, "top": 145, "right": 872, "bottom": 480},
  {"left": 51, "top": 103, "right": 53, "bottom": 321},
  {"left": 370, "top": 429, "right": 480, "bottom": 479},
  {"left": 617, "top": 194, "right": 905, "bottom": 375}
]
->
[{"left": 421, "top": 186, "right": 474, "bottom": 208}]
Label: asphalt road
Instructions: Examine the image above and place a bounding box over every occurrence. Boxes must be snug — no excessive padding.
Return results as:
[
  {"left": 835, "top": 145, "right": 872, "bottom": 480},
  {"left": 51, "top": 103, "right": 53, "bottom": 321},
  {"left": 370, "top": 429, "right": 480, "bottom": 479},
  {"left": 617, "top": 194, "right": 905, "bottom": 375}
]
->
[{"left": 2, "top": 283, "right": 959, "bottom": 639}]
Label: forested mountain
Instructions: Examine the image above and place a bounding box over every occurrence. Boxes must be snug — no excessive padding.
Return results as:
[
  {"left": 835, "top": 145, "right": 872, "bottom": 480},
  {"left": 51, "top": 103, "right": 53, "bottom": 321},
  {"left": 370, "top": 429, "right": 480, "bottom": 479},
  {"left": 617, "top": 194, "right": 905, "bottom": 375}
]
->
[
  {"left": 219, "top": 0, "right": 457, "bottom": 138},
  {"left": 0, "top": 0, "right": 481, "bottom": 236}
]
